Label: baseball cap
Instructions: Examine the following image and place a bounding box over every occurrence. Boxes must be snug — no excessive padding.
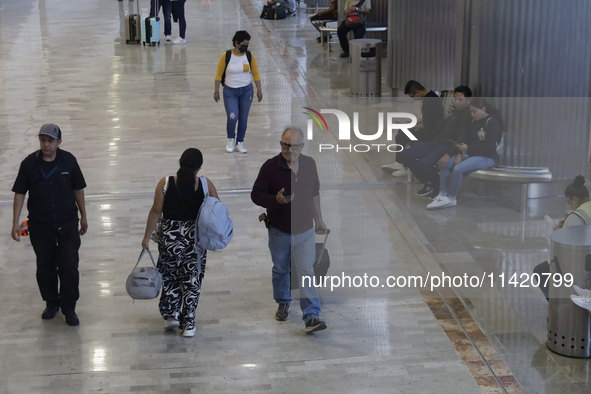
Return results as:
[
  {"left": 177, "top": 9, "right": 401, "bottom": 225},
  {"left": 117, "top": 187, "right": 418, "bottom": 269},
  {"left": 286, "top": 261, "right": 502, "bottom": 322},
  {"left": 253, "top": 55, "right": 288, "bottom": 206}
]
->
[{"left": 38, "top": 124, "right": 62, "bottom": 140}]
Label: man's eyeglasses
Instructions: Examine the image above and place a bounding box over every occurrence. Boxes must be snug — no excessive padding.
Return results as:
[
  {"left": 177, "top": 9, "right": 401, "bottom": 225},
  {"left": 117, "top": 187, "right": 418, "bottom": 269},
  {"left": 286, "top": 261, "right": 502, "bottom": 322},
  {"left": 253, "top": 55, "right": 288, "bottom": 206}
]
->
[{"left": 281, "top": 142, "right": 303, "bottom": 150}]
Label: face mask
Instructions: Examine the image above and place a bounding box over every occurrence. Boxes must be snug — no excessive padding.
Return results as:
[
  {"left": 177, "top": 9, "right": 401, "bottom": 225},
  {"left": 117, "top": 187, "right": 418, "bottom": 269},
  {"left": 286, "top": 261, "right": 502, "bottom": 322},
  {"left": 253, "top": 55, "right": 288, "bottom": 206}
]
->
[{"left": 239, "top": 44, "right": 248, "bottom": 53}]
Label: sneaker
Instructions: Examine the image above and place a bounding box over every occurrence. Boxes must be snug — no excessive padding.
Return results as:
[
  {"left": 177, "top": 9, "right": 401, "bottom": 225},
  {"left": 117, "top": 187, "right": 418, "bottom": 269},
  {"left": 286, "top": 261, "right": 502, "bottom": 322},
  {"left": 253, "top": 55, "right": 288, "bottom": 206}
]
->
[
  {"left": 340, "top": 52, "right": 350, "bottom": 58},
  {"left": 41, "top": 305, "right": 60, "bottom": 320},
  {"left": 275, "top": 303, "right": 290, "bottom": 321},
  {"left": 570, "top": 294, "right": 591, "bottom": 312},
  {"left": 163, "top": 318, "right": 180, "bottom": 330},
  {"left": 173, "top": 37, "right": 186, "bottom": 45},
  {"left": 427, "top": 195, "right": 457, "bottom": 210},
  {"left": 305, "top": 317, "right": 327, "bottom": 332},
  {"left": 165, "top": 35, "right": 172, "bottom": 42},
  {"left": 574, "top": 285, "right": 591, "bottom": 297},
  {"left": 391, "top": 168, "right": 408, "bottom": 177},
  {"left": 64, "top": 312, "right": 80, "bottom": 326},
  {"left": 235, "top": 141, "right": 248, "bottom": 154},
  {"left": 416, "top": 183, "right": 433, "bottom": 197},
  {"left": 226, "top": 139, "right": 235, "bottom": 153},
  {"left": 381, "top": 162, "right": 403, "bottom": 174},
  {"left": 182, "top": 328, "right": 196, "bottom": 337}
]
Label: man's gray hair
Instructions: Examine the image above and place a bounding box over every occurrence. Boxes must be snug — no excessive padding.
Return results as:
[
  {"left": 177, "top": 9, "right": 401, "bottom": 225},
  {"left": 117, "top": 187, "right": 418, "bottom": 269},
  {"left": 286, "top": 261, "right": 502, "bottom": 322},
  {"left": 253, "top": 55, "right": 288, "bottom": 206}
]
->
[{"left": 281, "top": 127, "right": 305, "bottom": 141}]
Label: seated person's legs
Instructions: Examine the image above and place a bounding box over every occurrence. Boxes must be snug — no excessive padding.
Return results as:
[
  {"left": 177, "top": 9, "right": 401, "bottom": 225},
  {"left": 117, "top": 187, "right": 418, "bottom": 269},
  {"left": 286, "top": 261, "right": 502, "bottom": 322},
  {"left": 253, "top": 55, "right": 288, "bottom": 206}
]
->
[
  {"left": 337, "top": 21, "right": 353, "bottom": 56},
  {"left": 448, "top": 156, "right": 494, "bottom": 200}
]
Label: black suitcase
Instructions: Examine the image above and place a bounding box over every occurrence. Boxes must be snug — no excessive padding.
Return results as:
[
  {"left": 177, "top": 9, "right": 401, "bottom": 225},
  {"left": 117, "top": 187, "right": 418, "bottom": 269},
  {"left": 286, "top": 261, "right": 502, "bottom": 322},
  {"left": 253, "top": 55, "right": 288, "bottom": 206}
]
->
[{"left": 291, "top": 230, "right": 330, "bottom": 290}]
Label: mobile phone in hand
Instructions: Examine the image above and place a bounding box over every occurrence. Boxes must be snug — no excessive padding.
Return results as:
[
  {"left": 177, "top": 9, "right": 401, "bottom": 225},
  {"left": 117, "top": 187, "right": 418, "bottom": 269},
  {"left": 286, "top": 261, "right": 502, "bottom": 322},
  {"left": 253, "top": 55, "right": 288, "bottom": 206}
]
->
[{"left": 282, "top": 191, "right": 293, "bottom": 197}]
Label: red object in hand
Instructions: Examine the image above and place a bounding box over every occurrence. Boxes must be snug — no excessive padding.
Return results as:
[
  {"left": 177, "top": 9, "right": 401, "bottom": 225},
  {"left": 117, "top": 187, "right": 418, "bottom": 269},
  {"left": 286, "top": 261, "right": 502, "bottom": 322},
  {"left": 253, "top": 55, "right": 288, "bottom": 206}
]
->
[{"left": 19, "top": 220, "right": 29, "bottom": 237}]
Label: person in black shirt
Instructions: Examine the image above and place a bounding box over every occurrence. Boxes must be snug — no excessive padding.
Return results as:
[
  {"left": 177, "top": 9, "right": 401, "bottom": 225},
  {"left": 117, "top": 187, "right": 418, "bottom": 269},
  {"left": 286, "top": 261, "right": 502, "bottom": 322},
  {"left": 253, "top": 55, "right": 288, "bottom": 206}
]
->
[
  {"left": 11, "top": 124, "right": 87, "bottom": 326},
  {"left": 397, "top": 86, "right": 473, "bottom": 198},
  {"left": 141, "top": 148, "right": 219, "bottom": 337},
  {"left": 251, "top": 127, "right": 328, "bottom": 333},
  {"left": 382, "top": 80, "right": 444, "bottom": 177}
]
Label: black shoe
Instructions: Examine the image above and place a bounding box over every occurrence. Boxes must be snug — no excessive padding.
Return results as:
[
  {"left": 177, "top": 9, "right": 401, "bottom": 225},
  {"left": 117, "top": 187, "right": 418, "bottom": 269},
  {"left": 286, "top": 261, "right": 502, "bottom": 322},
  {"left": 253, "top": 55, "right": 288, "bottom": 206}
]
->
[
  {"left": 275, "top": 303, "right": 290, "bottom": 321},
  {"left": 316, "top": 36, "right": 322, "bottom": 43},
  {"left": 416, "top": 183, "right": 434, "bottom": 197},
  {"left": 64, "top": 312, "right": 80, "bottom": 326},
  {"left": 41, "top": 306, "right": 60, "bottom": 320},
  {"left": 305, "top": 317, "right": 327, "bottom": 332},
  {"left": 340, "top": 52, "right": 350, "bottom": 58}
]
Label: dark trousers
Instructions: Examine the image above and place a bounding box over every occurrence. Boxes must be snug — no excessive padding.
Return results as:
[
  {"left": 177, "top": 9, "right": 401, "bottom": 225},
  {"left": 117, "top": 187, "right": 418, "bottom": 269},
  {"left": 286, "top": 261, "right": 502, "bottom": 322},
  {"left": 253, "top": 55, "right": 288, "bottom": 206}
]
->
[
  {"left": 150, "top": 0, "right": 172, "bottom": 36},
  {"left": 398, "top": 141, "right": 448, "bottom": 191},
  {"left": 29, "top": 222, "right": 81, "bottom": 313},
  {"left": 395, "top": 128, "right": 435, "bottom": 163},
  {"left": 171, "top": 0, "right": 186, "bottom": 38},
  {"left": 337, "top": 21, "right": 366, "bottom": 54}
]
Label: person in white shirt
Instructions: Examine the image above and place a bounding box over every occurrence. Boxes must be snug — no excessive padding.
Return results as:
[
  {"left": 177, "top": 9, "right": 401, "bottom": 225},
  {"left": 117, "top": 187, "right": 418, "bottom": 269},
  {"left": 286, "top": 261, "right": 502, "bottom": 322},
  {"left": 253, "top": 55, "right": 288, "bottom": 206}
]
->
[
  {"left": 337, "top": 0, "right": 371, "bottom": 58},
  {"left": 214, "top": 31, "right": 263, "bottom": 154}
]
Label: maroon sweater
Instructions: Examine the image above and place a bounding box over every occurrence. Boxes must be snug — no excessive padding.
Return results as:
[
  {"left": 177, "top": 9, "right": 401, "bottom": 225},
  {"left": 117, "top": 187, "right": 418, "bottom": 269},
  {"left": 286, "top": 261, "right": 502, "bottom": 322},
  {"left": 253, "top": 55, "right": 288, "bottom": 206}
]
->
[{"left": 251, "top": 153, "right": 320, "bottom": 235}]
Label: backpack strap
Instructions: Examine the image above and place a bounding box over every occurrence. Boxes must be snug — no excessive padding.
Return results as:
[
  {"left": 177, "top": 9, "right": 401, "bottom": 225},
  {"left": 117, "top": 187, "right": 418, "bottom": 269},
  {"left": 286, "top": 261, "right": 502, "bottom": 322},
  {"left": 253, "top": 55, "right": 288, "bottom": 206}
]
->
[
  {"left": 221, "top": 50, "right": 232, "bottom": 86},
  {"left": 163, "top": 176, "right": 170, "bottom": 194},
  {"left": 199, "top": 176, "right": 210, "bottom": 198},
  {"left": 246, "top": 51, "right": 252, "bottom": 67}
]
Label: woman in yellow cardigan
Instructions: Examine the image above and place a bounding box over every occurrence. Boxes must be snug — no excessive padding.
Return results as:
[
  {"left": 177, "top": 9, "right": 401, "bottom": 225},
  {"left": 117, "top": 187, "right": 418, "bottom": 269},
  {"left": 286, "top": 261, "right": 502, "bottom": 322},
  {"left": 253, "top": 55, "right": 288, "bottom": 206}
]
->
[{"left": 214, "top": 31, "right": 263, "bottom": 154}]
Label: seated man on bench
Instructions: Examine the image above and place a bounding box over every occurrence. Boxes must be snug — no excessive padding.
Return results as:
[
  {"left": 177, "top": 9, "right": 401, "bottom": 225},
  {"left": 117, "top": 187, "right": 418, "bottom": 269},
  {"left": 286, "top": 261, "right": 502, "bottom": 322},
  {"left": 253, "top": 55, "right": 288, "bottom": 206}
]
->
[
  {"left": 382, "top": 80, "right": 444, "bottom": 177},
  {"left": 309, "top": 0, "right": 338, "bottom": 42}
]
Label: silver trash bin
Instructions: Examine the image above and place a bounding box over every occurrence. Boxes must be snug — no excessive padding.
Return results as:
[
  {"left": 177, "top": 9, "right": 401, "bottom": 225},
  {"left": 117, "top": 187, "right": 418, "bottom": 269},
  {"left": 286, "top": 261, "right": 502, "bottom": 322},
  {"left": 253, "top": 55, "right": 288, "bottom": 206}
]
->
[
  {"left": 547, "top": 226, "right": 591, "bottom": 358},
  {"left": 349, "top": 38, "right": 382, "bottom": 97}
]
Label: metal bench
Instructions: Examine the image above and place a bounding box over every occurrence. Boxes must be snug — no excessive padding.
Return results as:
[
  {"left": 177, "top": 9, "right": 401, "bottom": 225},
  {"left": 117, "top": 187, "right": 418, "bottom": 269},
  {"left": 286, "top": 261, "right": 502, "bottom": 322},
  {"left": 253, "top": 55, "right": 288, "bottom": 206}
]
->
[
  {"left": 319, "top": 24, "right": 387, "bottom": 51},
  {"left": 466, "top": 166, "right": 553, "bottom": 213}
]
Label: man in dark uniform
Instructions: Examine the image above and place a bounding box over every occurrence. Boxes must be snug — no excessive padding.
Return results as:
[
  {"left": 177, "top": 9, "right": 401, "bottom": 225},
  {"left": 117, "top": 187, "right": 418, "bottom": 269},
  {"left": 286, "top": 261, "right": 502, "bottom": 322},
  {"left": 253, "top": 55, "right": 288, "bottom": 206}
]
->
[{"left": 11, "top": 124, "right": 88, "bottom": 326}]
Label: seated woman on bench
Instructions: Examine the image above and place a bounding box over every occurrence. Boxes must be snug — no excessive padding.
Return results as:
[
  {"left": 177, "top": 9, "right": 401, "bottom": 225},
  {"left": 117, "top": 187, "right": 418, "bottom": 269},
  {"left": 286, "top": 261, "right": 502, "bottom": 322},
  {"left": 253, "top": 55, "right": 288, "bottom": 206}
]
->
[{"left": 427, "top": 98, "right": 504, "bottom": 209}]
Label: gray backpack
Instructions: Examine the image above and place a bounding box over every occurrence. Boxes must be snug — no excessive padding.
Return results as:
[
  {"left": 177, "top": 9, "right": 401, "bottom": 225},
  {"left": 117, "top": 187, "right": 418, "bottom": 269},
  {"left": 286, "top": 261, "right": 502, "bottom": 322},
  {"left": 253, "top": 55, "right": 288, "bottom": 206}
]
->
[{"left": 126, "top": 249, "right": 162, "bottom": 301}]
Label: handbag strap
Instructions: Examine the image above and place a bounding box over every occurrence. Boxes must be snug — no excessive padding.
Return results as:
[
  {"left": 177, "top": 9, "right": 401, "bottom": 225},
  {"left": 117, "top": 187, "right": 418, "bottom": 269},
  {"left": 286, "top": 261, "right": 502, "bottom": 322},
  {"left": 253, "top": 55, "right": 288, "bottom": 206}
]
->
[
  {"left": 355, "top": 0, "right": 366, "bottom": 9},
  {"left": 133, "top": 248, "right": 157, "bottom": 270}
]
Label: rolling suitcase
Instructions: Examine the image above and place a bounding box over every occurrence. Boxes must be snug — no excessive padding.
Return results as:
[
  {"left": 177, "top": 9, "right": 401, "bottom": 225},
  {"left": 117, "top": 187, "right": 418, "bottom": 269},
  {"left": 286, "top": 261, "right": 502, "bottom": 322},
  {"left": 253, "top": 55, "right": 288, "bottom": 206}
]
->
[
  {"left": 141, "top": 0, "right": 161, "bottom": 46},
  {"left": 125, "top": 0, "right": 141, "bottom": 44},
  {"left": 291, "top": 230, "right": 330, "bottom": 290}
]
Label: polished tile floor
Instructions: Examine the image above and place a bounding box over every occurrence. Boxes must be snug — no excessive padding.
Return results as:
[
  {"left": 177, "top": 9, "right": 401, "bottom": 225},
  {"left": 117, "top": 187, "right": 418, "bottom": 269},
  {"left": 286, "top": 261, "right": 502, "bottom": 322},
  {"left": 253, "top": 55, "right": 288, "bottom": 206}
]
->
[{"left": 0, "top": 0, "right": 589, "bottom": 393}]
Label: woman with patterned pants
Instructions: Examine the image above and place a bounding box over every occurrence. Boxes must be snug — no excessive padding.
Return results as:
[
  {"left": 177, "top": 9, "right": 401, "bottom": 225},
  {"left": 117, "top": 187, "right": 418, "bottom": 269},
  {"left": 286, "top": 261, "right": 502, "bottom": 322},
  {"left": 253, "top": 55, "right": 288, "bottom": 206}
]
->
[{"left": 142, "top": 148, "right": 220, "bottom": 337}]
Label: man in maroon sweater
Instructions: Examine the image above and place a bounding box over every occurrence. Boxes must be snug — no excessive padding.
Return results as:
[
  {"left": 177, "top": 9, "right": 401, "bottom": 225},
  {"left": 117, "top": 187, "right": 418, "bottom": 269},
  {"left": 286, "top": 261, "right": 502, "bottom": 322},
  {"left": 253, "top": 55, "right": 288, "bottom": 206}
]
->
[{"left": 251, "top": 127, "right": 328, "bottom": 332}]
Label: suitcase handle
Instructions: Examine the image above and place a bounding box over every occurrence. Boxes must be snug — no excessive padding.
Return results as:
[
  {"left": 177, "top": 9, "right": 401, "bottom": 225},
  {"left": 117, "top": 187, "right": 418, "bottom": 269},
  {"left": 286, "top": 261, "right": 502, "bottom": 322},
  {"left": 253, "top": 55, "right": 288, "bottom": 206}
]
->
[{"left": 315, "top": 229, "right": 330, "bottom": 265}]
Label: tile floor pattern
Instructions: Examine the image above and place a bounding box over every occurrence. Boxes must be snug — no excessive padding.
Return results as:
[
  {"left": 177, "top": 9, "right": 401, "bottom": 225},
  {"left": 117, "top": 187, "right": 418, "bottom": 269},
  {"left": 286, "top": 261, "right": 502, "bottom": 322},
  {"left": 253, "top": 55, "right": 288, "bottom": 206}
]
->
[{"left": 0, "top": 0, "right": 589, "bottom": 393}]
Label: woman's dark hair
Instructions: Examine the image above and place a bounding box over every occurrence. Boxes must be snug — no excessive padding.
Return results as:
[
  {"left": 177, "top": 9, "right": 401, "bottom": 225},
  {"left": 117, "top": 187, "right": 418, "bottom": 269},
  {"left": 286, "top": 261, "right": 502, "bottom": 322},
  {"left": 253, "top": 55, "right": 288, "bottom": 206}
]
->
[
  {"left": 565, "top": 175, "right": 590, "bottom": 200},
  {"left": 232, "top": 30, "right": 251, "bottom": 47},
  {"left": 176, "top": 148, "right": 203, "bottom": 203},
  {"left": 470, "top": 97, "right": 506, "bottom": 131}
]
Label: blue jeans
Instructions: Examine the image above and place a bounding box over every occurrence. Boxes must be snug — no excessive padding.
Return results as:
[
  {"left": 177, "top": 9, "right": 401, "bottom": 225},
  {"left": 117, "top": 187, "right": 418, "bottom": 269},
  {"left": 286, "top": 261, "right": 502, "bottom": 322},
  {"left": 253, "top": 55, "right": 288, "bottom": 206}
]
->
[
  {"left": 150, "top": 0, "right": 172, "bottom": 36},
  {"left": 223, "top": 83, "right": 253, "bottom": 142},
  {"left": 398, "top": 141, "right": 448, "bottom": 191},
  {"left": 268, "top": 227, "right": 321, "bottom": 322},
  {"left": 440, "top": 154, "right": 494, "bottom": 198}
]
